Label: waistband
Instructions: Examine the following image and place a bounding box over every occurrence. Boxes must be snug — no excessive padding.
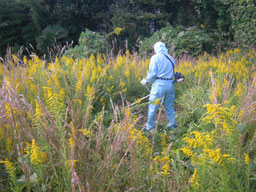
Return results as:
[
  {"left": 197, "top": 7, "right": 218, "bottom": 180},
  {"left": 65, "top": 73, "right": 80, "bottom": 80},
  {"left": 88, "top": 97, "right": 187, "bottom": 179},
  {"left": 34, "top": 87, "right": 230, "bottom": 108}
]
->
[{"left": 155, "top": 77, "right": 173, "bottom": 80}]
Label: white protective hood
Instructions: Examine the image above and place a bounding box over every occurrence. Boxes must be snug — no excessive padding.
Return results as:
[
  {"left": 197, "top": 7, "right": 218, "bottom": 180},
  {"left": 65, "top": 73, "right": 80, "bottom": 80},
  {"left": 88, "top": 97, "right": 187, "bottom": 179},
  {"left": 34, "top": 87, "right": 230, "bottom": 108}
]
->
[{"left": 153, "top": 42, "right": 168, "bottom": 54}]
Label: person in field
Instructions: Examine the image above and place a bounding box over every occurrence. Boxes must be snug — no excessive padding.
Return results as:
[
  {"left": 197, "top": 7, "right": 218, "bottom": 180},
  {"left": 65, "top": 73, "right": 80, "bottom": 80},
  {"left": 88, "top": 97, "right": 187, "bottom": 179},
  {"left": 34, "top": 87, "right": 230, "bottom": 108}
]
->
[{"left": 141, "top": 42, "right": 183, "bottom": 132}]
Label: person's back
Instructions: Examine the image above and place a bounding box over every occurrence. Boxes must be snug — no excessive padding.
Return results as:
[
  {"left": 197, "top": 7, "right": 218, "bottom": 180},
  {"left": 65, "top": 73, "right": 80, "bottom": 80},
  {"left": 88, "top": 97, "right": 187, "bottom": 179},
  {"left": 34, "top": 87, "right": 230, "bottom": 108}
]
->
[
  {"left": 145, "top": 43, "right": 175, "bottom": 83},
  {"left": 149, "top": 53, "right": 175, "bottom": 79}
]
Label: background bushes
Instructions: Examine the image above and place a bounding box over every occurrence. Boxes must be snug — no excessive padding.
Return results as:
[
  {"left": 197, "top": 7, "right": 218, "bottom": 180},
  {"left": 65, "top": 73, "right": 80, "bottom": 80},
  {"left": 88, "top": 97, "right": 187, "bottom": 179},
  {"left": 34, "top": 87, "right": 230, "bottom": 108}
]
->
[
  {"left": 0, "top": 0, "right": 255, "bottom": 57},
  {"left": 65, "top": 29, "right": 110, "bottom": 58},
  {"left": 138, "top": 25, "right": 213, "bottom": 56}
]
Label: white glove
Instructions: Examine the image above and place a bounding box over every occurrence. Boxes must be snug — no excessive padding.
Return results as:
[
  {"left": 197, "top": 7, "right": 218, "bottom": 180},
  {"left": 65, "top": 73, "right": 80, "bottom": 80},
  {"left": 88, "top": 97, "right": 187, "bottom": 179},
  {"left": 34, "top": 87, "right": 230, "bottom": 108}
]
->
[
  {"left": 176, "top": 78, "right": 184, "bottom": 83},
  {"left": 141, "top": 79, "right": 147, "bottom": 86}
]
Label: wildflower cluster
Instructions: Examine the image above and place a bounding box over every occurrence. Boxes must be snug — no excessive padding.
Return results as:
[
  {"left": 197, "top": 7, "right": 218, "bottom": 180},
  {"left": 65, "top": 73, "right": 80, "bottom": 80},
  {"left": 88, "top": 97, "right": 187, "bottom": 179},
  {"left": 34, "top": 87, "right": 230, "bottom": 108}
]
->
[
  {"left": 124, "top": 108, "right": 152, "bottom": 156},
  {"left": 177, "top": 49, "right": 255, "bottom": 82},
  {"left": 153, "top": 134, "right": 171, "bottom": 177},
  {"left": 202, "top": 104, "right": 238, "bottom": 135},
  {"left": 181, "top": 131, "right": 234, "bottom": 165},
  {"left": 0, "top": 159, "right": 16, "bottom": 179}
]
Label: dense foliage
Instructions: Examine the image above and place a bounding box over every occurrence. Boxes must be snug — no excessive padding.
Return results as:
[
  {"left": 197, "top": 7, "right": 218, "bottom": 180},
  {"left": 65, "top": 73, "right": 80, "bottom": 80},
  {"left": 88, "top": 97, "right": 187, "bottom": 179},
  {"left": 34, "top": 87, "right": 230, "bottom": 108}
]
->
[
  {"left": 139, "top": 25, "right": 213, "bottom": 56},
  {"left": 0, "top": 0, "right": 255, "bottom": 57},
  {"left": 227, "top": 0, "right": 256, "bottom": 48},
  {"left": 0, "top": 49, "right": 255, "bottom": 191},
  {"left": 65, "top": 29, "right": 110, "bottom": 58}
]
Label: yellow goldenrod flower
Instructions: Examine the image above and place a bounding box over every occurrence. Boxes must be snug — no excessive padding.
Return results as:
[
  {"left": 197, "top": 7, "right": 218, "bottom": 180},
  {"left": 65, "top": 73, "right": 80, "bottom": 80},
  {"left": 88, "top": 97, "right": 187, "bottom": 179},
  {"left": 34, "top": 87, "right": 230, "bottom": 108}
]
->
[
  {"left": 134, "top": 97, "right": 143, "bottom": 105},
  {"left": 70, "top": 121, "right": 76, "bottom": 136},
  {"left": 105, "top": 85, "right": 114, "bottom": 94},
  {"left": 79, "top": 128, "right": 92, "bottom": 138},
  {"left": 153, "top": 155, "right": 170, "bottom": 176},
  {"left": 123, "top": 116, "right": 151, "bottom": 156},
  {"left": 66, "top": 160, "right": 78, "bottom": 168},
  {"left": 76, "top": 79, "right": 82, "bottom": 94},
  {"left": 124, "top": 108, "right": 131, "bottom": 119},
  {"left": 32, "top": 100, "right": 43, "bottom": 129},
  {"left": 0, "top": 159, "right": 16, "bottom": 178},
  {"left": 4, "top": 103, "right": 19, "bottom": 118},
  {"left": 180, "top": 147, "right": 194, "bottom": 157},
  {"left": 24, "top": 142, "right": 31, "bottom": 155},
  {"left": 96, "top": 53, "right": 104, "bottom": 64},
  {"left": 86, "top": 85, "right": 95, "bottom": 99},
  {"left": 202, "top": 104, "right": 237, "bottom": 136},
  {"left": 190, "top": 169, "right": 200, "bottom": 188},
  {"left": 119, "top": 81, "right": 126, "bottom": 87},
  {"left": 30, "top": 139, "right": 47, "bottom": 166},
  {"left": 113, "top": 27, "right": 123, "bottom": 35},
  {"left": 121, "top": 88, "right": 127, "bottom": 93},
  {"left": 43, "top": 87, "right": 55, "bottom": 115},
  {"left": 124, "top": 71, "right": 130, "bottom": 77},
  {"left": 161, "top": 161, "right": 170, "bottom": 176},
  {"left": 117, "top": 55, "right": 125, "bottom": 67},
  {"left": 0, "top": 126, "right": 4, "bottom": 140},
  {"left": 160, "top": 133, "right": 167, "bottom": 148},
  {"left": 68, "top": 138, "right": 74, "bottom": 150},
  {"left": 73, "top": 99, "right": 82, "bottom": 105},
  {"left": 11, "top": 54, "right": 19, "bottom": 64},
  {"left": 100, "top": 97, "right": 107, "bottom": 105},
  {"left": 6, "top": 136, "right": 12, "bottom": 153},
  {"left": 90, "top": 69, "right": 98, "bottom": 83},
  {"left": 244, "top": 153, "right": 250, "bottom": 165},
  {"left": 153, "top": 98, "right": 161, "bottom": 105},
  {"left": 96, "top": 113, "right": 103, "bottom": 122}
]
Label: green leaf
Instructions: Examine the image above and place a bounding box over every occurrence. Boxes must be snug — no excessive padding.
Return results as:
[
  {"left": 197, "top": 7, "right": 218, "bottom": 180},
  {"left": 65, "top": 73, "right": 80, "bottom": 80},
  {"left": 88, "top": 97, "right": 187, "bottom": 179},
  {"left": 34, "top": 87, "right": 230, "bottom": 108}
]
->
[
  {"left": 238, "top": 122, "right": 248, "bottom": 133},
  {"left": 17, "top": 175, "right": 26, "bottom": 183},
  {"left": 30, "top": 172, "right": 38, "bottom": 183}
]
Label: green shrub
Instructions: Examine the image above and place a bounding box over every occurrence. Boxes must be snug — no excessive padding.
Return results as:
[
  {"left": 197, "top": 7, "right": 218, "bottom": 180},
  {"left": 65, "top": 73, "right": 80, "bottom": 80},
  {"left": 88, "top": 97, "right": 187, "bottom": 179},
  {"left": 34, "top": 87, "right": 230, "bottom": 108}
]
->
[
  {"left": 175, "top": 26, "right": 214, "bottom": 56},
  {"left": 36, "top": 25, "right": 68, "bottom": 53},
  {"left": 139, "top": 25, "right": 213, "bottom": 56},
  {"left": 65, "top": 29, "right": 110, "bottom": 58},
  {"left": 228, "top": 0, "right": 256, "bottom": 48},
  {"left": 138, "top": 25, "right": 178, "bottom": 56}
]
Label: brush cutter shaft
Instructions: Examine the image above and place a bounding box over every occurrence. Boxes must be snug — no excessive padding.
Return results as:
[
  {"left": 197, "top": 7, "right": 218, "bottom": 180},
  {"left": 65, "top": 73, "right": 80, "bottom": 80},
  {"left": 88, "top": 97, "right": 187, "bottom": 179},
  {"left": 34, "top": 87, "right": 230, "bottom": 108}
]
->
[{"left": 130, "top": 94, "right": 151, "bottom": 107}]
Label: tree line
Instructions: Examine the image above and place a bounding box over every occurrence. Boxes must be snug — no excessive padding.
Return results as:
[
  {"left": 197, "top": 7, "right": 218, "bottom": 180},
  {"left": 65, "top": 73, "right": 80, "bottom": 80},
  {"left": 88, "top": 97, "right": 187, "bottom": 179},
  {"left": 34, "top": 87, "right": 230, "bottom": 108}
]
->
[{"left": 0, "top": 0, "right": 255, "bottom": 57}]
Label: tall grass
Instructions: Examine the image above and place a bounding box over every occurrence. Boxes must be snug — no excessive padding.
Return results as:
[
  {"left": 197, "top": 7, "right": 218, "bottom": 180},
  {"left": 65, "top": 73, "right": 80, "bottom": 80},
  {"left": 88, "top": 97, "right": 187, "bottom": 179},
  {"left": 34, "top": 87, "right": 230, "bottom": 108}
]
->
[{"left": 0, "top": 49, "right": 255, "bottom": 191}]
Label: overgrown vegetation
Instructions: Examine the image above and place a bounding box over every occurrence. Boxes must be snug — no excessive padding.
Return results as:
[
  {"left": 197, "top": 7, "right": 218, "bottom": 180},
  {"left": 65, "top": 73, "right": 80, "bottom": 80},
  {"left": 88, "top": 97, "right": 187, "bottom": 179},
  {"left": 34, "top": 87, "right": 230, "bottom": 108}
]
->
[
  {"left": 0, "top": 48, "right": 255, "bottom": 191},
  {"left": 0, "top": 0, "right": 255, "bottom": 191}
]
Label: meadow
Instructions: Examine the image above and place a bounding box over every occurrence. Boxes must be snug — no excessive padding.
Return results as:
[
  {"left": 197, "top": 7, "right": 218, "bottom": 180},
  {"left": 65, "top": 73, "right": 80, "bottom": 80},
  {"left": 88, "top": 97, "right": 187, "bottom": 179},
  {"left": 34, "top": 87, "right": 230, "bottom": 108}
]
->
[{"left": 0, "top": 49, "right": 255, "bottom": 191}]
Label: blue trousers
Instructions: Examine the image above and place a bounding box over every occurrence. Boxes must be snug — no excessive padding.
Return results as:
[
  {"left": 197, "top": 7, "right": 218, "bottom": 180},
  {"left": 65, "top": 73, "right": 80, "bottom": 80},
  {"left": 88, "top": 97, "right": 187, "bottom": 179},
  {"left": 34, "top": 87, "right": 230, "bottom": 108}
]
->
[{"left": 146, "top": 79, "right": 177, "bottom": 130}]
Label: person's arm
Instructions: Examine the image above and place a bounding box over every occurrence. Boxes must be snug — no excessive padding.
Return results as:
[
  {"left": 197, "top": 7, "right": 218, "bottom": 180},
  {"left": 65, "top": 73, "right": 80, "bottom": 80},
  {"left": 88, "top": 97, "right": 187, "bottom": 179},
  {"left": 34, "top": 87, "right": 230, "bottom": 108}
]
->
[{"left": 145, "top": 56, "right": 158, "bottom": 83}]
